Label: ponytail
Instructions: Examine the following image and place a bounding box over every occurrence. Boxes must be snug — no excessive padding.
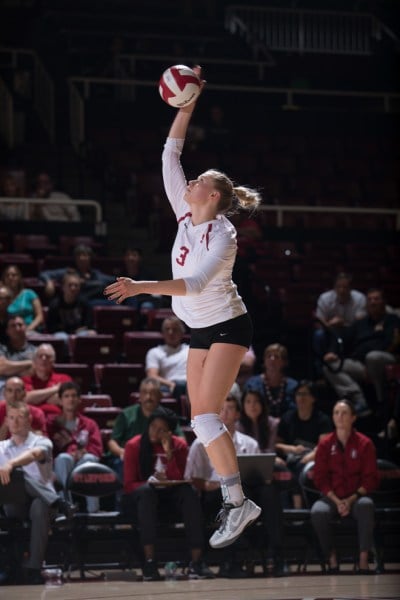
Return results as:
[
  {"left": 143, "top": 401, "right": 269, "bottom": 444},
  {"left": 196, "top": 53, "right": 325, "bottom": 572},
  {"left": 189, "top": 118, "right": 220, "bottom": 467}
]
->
[{"left": 233, "top": 185, "right": 261, "bottom": 212}]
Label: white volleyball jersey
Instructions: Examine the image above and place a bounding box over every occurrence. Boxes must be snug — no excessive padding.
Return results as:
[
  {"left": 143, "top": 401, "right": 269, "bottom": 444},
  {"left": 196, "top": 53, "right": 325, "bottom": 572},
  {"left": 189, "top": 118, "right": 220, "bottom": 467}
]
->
[{"left": 162, "top": 137, "right": 247, "bottom": 329}]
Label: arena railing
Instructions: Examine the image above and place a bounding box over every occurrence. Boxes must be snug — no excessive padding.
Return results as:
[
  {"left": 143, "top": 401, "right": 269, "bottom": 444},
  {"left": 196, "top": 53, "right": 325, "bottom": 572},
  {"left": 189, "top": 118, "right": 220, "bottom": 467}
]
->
[
  {"left": 1, "top": 196, "right": 398, "bottom": 232},
  {"left": 259, "top": 204, "right": 400, "bottom": 231},
  {"left": 0, "top": 197, "right": 105, "bottom": 234}
]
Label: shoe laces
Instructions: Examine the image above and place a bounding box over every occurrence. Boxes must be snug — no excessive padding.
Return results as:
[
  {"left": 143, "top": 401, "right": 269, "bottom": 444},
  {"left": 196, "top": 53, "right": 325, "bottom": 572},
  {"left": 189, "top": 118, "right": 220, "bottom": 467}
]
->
[{"left": 215, "top": 502, "right": 235, "bottom": 531}]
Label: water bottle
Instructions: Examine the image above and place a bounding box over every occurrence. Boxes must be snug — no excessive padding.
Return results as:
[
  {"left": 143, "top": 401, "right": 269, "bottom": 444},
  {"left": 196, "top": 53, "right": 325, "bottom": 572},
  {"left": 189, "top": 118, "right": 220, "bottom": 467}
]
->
[
  {"left": 42, "top": 568, "right": 63, "bottom": 586},
  {"left": 164, "top": 561, "right": 177, "bottom": 581}
]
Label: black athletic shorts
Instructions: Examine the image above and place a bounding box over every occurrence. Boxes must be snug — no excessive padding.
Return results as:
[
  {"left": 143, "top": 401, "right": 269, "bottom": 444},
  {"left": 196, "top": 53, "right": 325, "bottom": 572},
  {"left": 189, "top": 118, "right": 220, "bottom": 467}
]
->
[{"left": 189, "top": 313, "right": 253, "bottom": 350}]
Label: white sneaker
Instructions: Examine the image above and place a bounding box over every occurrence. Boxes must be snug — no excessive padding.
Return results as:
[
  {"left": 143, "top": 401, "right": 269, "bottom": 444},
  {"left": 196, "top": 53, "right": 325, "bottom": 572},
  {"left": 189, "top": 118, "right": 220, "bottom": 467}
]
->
[{"left": 209, "top": 498, "right": 261, "bottom": 549}]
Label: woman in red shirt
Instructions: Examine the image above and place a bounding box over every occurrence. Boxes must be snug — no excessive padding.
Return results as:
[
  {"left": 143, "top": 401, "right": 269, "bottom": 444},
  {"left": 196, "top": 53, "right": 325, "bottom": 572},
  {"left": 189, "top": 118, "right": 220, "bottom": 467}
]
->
[
  {"left": 122, "top": 406, "right": 213, "bottom": 581},
  {"left": 311, "top": 399, "right": 379, "bottom": 574}
]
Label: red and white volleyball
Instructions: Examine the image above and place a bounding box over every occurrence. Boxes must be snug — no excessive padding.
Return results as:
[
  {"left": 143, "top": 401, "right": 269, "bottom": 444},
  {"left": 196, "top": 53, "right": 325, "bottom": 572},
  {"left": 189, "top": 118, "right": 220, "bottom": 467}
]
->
[{"left": 159, "top": 64, "right": 201, "bottom": 108}]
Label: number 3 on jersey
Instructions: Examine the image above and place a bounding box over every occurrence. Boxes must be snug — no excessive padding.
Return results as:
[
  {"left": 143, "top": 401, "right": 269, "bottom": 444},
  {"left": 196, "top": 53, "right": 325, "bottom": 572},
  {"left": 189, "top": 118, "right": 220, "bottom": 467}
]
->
[{"left": 176, "top": 246, "right": 189, "bottom": 266}]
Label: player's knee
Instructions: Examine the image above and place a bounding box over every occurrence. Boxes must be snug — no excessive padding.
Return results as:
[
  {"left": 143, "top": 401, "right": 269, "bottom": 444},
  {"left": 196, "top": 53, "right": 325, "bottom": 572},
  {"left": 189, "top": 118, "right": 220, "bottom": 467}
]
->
[{"left": 191, "top": 413, "right": 227, "bottom": 447}]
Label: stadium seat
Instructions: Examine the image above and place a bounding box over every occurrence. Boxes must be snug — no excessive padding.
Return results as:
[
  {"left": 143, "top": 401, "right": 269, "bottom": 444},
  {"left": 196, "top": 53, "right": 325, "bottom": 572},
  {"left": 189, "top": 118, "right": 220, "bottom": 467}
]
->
[
  {"left": 80, "top": 394, "right": 112, "bottom": 408},
  {"left": 93, "top": 305, "right": 138, "bottom": 350},
  {"left": 123, "top": 331, "right": 163, "bottom": 363},
  {"left": 82, "top": 406, "right": 122, "bottom": 429},
  {"left": 54, "top": 363, "right": 93, "bottom": 393},
  {"left": 13, "top": 234, "right": 58, "bottom": 257},
  {"left": 94, "top": 363, "right": 145, "bottom": 407},
  {"left": 69, "top": 334, "right": 117, "bottom": 364}
]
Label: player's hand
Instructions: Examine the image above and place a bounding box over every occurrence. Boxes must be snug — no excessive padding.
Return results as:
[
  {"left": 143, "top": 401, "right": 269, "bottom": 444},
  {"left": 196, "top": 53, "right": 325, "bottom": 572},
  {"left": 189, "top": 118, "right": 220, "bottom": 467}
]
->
[{"left": 104, "top": 277, "right": 139, "bottom": 304}]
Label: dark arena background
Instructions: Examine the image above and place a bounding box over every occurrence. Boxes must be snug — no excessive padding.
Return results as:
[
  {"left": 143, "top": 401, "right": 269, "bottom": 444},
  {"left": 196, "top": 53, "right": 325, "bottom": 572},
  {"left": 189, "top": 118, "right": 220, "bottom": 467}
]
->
[{"left": 0, "top": 0, "right": 399, "bottom": 598}]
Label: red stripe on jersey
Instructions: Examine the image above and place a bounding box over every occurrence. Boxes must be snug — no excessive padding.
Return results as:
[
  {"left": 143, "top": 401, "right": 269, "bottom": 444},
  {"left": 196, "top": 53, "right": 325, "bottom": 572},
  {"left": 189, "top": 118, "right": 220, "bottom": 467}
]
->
[
  {"left": 200, "top": 223, "right": 213, "bottom": 251},
  {"left": 177, "top": 212, "right": 192, "bottom": 224}
]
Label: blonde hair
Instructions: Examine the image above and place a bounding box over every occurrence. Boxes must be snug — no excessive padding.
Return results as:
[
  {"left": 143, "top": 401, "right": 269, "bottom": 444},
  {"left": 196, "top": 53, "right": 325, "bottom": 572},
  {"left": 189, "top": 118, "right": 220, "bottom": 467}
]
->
[{"left": 204, "top": 169, "right": 261, "bottom": 215}]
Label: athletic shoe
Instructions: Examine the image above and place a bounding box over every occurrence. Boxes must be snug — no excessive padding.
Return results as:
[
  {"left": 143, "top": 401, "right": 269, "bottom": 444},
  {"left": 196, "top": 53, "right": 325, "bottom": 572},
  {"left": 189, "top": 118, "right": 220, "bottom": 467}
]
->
[
  {"left": 186, "top": 560, "right": 215, "bottom": 579},
  {"left": 142, "top": 559, "right": 162, "bottom": 581},
  {"left": 209, "top": 498, "right": 261, "bottom": 549}
]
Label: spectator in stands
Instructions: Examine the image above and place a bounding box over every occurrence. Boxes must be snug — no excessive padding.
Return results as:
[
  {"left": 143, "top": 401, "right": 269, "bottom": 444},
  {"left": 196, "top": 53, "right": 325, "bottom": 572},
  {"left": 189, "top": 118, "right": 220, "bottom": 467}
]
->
[
  {"left": 145, "top": 316, "right": 189, "bottom": 400},
  {"left": 122, "top": 247, "right": 161, "bottom": 310},
  {"left": 2, "top": 264, "right": 44, "bottom": 333},
  {"left": 275, "top": 380, "right": 332, "bottom": 508},
  {"left": 0, "top": 285, "right": 12, "bottom": 344},
  {"left": 22, "top": 343, "right": 72, "bottom": 419},
  {"left": 0, "top": 376, "right": 46, "bottom": 440},
  {"left": 237, "top": 388, "right": 279, "bottom": 453},
  {"left": 243, "top": 344, "right": 297, "bottom": 418},
  {"left": 48, "top": 381, "right": 103, "bottom": 513},
  {"left": 0, "top": 315, "right": 35, "bottom": 398},
  {"left": 39, "top": 244, "right": 114, "bottom": 305},
  {"left": 185, "top": 386, "right": 285, "bottom": 577},
  {"left": 46, "top": 270, "right": 96, "bottom": 339},
  {"left": 30, "top": 171, "right": 81, "bottom": 222},
  {"left": 237, "top": 345, "right": 257, "bottom": 388},
  {"left": 0, "top": 172, "right": 25, "bottom": 220},
  {"left": 107, "top": 377, "right": 184, "bottom": 482},
  {"left": 310, "top": 399, "right": 379, "bottom": 574},
  {"left": 313, "top": 272, "right": 367, "bottom": 373},
  {"left": 122, "top": 405, "right": 214, "bottom": 580},
  {"left": 0, "top": 402, "right": 58, "bottom": 584},
  {"left": 323, "top": 288, "right": 400, "bottom": 415}
]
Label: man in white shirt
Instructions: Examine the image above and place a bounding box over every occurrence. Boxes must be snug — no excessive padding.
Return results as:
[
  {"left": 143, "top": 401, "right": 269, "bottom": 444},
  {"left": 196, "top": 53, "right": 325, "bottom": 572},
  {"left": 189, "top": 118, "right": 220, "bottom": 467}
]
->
[
  {"left": 0, "top": 403, "right": 58, "bottom": 584},
  {"left": 145, "top": 316, "right": 189, "bottom": 399},
  {"left": 313, "top": 272, "right": 366, "bottom": 374},
  {"left": 185, "top": 385, "right": 284, "bottom": 578}
]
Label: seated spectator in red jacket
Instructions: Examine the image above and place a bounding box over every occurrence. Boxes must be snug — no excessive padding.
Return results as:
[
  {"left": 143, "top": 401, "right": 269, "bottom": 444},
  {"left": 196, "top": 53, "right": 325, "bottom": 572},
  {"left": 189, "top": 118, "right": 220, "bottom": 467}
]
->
[
  {"left": 48, "top": 381, "right": 103, "bottom": 513},
  {"left": 22, "top": 343, "right": 71, "bottom": 418},
  {"left": 311, "top": 399, "right": 380, "bottom": 574},
  {"left": 122, "top": 406, "right": 213, "bottom": 581},
  {"left": 0, "top": 376, "right": 46, "bottom": 440}
]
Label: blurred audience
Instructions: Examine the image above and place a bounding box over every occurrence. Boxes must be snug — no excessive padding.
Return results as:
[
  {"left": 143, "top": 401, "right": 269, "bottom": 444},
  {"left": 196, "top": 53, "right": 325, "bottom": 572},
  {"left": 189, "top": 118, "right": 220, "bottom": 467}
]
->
[
  {"left": 39, "top": 244, "right": 114, "bottom": 305},
  {"left": 46, "top": 270, "right": 96, "bottom": 339},
  {"left": 0, "top": 402, "right": 57, "bottom": 585},
  {"left": 22, "top": 343, "right": 72, "bottom": 419},
  {"left": 107, "top": 377, "right": 184, "bottom": 483},
  {"left": 0, "top": 172, "right": 25, "bottom": 220},
  {"left": 237, "top": 389, "right": 279, "bottom": 453},
  {"left": 48, "top": 382, "right": 103, "bottom": 513},
  {"left": 2, "top": 264, "right": 44, "bottom": 333},
  {"left": 0, "top": 315, "right": 35, "bottom": 398},
  {"left": 30, "top": 172, "right": 80, "bottom": 222},
  {"left": 121, "top": 406, "right": 213, "bottom": 581},
  {"left": 0, "top": 376, "right": 46, "bottom": 440},
  {"left": 275, "top": 380, "right": 332, "bottom": 508},
  {"left": 310, "top": 399, "right": 380, "bottom": 574},
  {"left": 313, "top": 273, "right": 367, "bottom": 374},
  {"left": 323, "top": 288, "right": 400, "bottom": 416},
  {"left": 243, "top": 344, "right": 298, "bottom": 418},
  {"left": 0, "top": 285, "right": 12, "bottom": 344},
  {"left": 145, "top": 316, "right": 188, "bottom": 400}
]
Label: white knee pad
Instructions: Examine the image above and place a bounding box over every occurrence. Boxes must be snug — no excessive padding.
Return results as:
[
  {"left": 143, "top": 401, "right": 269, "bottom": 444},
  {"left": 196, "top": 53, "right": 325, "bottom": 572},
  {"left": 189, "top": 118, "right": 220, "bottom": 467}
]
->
[{"left": 191, "top": 413, "right": 227, "bottom": 447}]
